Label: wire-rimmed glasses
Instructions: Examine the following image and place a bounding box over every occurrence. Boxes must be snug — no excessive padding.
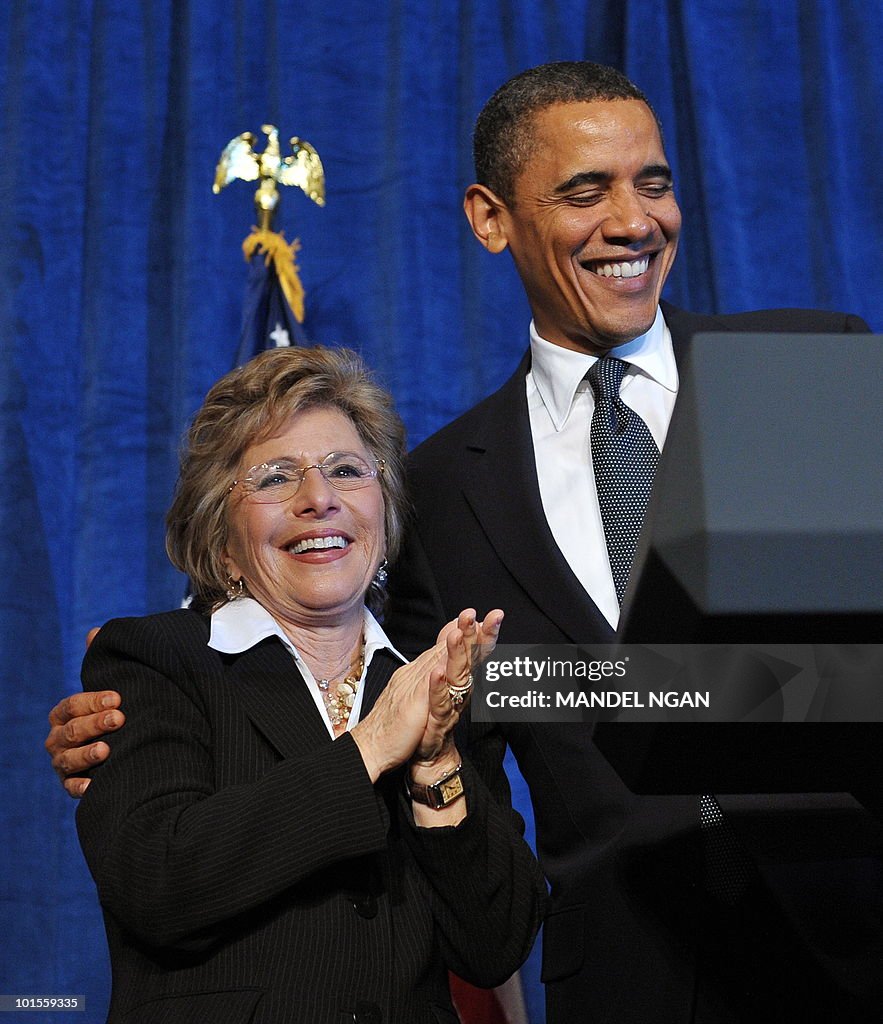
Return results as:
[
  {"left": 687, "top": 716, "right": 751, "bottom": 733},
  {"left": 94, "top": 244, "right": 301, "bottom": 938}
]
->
[{"left": 230, "top": 452, "right": 384, "bottom": 504}]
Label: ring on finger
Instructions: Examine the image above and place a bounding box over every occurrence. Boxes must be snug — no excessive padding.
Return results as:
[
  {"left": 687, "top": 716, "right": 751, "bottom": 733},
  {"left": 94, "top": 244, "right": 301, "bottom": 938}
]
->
[
  {"left": 447, "top": 674, "right": 473, "bottom": 707},
  {"left": 447, "top": 674, "right": 473, "bottom": 694}
]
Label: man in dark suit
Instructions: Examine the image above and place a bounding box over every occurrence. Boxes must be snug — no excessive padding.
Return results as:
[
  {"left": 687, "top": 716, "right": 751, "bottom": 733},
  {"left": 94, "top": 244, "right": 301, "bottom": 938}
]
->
[
  {"left": 384, "top": 63, "right": 879, "bottom": 1023},
  {"left": 48, "top": 62, "right": 879, "bottom": 1021}
]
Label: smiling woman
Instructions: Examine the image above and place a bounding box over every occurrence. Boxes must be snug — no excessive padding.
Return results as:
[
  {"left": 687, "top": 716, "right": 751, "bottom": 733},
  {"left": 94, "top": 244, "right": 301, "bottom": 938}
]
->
[
  {"left": 71, "top": 345, "right": 545, "bottom": 1024},
  {"left": 223, "top": 407, "right": 388, "bottom": 627},
  {"left": 166, "top": 345, "right": 409, "bottom": 618}
]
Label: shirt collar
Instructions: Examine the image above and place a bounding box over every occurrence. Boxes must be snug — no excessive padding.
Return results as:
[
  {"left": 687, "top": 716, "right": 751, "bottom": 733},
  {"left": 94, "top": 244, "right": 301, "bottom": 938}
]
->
[
  {"left": 529, "top": 306, "right": 677, "bottom": 430},
  {"left": 208, "top": 596, "right": 406, "bottom": 667}
]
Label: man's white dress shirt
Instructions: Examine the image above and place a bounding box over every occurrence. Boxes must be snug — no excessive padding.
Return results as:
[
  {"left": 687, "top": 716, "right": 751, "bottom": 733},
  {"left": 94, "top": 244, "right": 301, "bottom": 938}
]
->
[{"left": 526, "top": 306, "right": 679, "bottom": 628}]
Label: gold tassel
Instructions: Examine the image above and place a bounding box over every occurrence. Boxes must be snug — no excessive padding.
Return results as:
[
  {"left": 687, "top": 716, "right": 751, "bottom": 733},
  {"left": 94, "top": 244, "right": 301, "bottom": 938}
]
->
[{"left": 242, "top": 228, "right": 306, "bottom": 323}]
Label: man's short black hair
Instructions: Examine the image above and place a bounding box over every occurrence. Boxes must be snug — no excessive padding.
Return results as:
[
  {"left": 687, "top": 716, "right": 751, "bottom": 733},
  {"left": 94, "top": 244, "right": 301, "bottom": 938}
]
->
[{"left": 473, "top": 61, "right": 661, "bottom": 204}]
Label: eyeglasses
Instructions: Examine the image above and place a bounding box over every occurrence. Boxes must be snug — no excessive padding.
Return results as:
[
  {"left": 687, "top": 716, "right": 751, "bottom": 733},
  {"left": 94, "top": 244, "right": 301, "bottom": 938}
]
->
[{"left": 230, "top": 452, "right": 385, "bottom": 504}]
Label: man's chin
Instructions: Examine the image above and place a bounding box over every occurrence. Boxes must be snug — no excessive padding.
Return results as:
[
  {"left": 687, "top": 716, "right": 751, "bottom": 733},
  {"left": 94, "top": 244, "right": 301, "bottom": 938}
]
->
[
  {"left": 585, "top": 308, "right": 659, "bottom": 352},
  {"left": 538, "top": 302, "right": 659, "bottom": 354},
  {"left": 574, "top": 325, "right": 655, "bottom": 355}
]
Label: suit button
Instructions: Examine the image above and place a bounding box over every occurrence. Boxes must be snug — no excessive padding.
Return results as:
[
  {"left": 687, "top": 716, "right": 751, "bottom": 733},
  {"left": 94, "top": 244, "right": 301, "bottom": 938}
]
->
[
  {"left": 352, "top": 893, "right": 377, "bottom": 919},
  {"left": 352, "top": 1001, "right": 381, "bottom": 1023}
]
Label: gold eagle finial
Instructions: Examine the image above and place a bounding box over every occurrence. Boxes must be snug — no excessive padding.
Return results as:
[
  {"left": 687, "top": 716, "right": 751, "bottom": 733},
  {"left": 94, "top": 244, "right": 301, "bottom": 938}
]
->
[{"left": 213, "top": 124, "right": 325, "bottom": 229}]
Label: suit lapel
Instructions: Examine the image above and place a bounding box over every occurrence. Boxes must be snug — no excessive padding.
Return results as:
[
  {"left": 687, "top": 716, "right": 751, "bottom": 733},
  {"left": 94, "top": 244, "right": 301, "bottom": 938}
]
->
[
  {"left": 460, "top": 354, "right": 614, "bottom": 643},
  {"left": 360, "top": 648, "right": 401, "bottom": 716},
  {"left": 225, "top": 638, "right": 332, "bottom": 758},
  {"left": 228, "top": 636, "right": 403, "bottom": 755}
]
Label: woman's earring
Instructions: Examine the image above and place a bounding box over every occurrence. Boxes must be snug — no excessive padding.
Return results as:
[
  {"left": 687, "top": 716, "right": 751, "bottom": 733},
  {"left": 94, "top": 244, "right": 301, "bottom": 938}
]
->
[
  {"left": 372, "top": 559, "right": 389, "bottom": 589},
  {"left": 226, "top": 576, "right": 246, "bottom": 601}
]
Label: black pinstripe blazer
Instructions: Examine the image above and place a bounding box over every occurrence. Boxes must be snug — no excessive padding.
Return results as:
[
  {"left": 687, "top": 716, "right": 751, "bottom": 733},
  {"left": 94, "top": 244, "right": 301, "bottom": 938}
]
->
[{"left": 76, "top": 610, "right": 545, "bottom": 1024}]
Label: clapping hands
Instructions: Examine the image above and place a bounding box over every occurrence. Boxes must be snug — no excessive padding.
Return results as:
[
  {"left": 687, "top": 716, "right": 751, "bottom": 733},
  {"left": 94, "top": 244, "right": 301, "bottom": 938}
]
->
[{"left": 350, "top": 609, "right": 503, "bottom": 784}]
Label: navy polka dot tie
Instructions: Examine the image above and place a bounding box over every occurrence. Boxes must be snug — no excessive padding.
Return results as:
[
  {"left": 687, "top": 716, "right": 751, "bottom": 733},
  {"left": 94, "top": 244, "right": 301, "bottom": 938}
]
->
[{"left": 587, "top": 357, "right": 659, "bottom": 605}]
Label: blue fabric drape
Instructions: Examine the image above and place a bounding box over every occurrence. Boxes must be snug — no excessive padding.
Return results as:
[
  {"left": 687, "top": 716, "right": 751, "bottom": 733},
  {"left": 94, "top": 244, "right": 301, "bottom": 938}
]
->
[{"left": 2, "top": 3, "right": 881, "bottom": 1020}]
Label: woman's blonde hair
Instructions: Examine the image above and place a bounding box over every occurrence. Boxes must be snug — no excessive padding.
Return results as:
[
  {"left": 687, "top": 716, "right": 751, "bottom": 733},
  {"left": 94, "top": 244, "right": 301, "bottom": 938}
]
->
[{"left": 166, "top": 346, "right": 407, "bottom": 611}]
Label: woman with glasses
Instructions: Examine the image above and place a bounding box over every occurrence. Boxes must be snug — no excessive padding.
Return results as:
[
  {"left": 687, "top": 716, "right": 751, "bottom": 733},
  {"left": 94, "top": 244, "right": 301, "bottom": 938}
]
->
[{"left": 75, "top": 345, "right": 544, "bottom": 1024}]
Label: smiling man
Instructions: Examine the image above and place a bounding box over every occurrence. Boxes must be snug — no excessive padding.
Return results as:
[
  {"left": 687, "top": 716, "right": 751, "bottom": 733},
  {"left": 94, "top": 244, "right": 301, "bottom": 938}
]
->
[
  {"left": 387, "top": 62, "right": 876, "bottom": 1023},
  {"left": 465, "top": 92, "right": 680, "bottom": 353}
]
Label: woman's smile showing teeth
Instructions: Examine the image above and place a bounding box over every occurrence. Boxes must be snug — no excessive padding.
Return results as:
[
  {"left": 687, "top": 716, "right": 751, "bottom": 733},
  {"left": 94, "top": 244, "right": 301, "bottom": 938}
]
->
[{"left": 287, "top": 535, "right": 349, "bottom": 554}]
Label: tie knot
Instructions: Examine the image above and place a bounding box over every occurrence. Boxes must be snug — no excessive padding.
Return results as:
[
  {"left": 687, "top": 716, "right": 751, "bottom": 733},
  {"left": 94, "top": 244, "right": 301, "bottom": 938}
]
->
[{"left": 587, "top": 357, "right": 628, "bottom": 401}]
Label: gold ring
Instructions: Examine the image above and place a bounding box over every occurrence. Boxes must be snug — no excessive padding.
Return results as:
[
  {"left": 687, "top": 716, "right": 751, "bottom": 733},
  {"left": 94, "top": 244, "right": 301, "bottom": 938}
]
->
[
  {"left": 447, "top": 674, "right": 473, "bottom": 707},
  {"left": 447, "top": 674, "right": 473, "bottom": 693}
]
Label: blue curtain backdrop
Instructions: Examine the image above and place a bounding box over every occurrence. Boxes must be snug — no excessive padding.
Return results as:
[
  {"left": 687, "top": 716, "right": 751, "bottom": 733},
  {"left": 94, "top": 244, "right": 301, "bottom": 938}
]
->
[{"left": 2, "top": 2, "right": 882, "bottom": 1020}]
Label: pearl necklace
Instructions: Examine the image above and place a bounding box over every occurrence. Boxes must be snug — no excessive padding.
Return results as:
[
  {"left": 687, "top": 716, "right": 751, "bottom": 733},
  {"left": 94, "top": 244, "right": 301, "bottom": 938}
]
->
[{"left": 317, "top": 646, "right": 365, "bottom": 727}]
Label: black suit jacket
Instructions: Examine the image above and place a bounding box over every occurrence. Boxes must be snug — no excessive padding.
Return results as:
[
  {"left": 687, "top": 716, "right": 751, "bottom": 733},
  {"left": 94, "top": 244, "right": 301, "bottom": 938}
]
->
[
  {"left": 387, "top": 304, "right": 882, "bottom": 1023},
  {"left": 76, "top": 611, "right": 545, "bottom": 1024}
]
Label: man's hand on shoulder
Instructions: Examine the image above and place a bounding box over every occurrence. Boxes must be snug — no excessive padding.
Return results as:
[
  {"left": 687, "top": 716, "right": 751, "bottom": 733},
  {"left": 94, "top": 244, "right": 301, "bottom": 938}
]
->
[{"left": 45, "top": 691, "right": 125, "bottom": 797}]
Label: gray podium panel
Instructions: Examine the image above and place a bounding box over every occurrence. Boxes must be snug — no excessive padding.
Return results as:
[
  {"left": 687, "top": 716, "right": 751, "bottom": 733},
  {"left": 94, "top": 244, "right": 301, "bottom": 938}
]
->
[
  {"left": 605, "top": 333, "right": 882, "bottom": 794},
  {"left": 621, "top": 332, "right": 882, "bottom": 642}
]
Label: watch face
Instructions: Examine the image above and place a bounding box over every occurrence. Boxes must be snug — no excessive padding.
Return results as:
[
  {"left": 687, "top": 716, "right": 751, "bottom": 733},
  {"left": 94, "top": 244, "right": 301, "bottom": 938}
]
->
[{"left": 438, "top": 774, "right": 464, "bottom": 804}]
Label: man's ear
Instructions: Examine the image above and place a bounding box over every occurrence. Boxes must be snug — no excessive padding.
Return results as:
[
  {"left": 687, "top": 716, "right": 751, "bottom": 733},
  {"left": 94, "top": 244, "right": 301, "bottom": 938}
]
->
[{"left": 463, "top": 183, "right": 509, "bottom": 254}]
